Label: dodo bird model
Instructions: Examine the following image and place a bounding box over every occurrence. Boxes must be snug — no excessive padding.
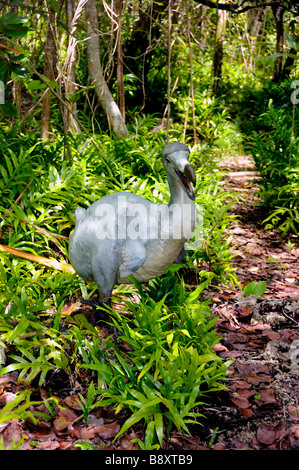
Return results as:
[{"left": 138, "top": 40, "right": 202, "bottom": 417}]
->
[{"left": 69, "top": 142, "right": 196, "bottom": 322}]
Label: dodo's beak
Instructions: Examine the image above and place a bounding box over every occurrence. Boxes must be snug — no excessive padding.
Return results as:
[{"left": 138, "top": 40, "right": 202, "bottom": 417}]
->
[{"left": 175, "top": 163, "right": 196, "bottom": 201}]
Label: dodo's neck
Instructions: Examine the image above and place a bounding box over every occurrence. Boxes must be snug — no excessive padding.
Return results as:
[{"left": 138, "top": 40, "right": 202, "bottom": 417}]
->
[
  {"left": 167, "top": 173, "right": 194, "bottom": 208},
  {"left": 166, "top": 173, "right": 196, "bottom": 240}
]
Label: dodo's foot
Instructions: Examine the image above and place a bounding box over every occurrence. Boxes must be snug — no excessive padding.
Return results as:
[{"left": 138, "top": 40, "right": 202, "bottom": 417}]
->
[
  {"left": 90, "top": 304, "right": 111, "bottom": 325},
  {"left": 78, "top": 297, "right": 111, "bottom": 323}
]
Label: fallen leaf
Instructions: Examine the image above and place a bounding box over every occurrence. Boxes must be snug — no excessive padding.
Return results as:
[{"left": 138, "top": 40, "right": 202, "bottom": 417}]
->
[
  {"left": 248, "top": 266, "right": 259, "bottom": 272},
  {"left": 248, "top": 322, "right": 272, "bottom": 331},
  {"left": 211, "top": 297, "right": 222, "bottom": 303},
  {"left": 265, "top": 329, "right": 281, "bottom": 341},
  {"left": 237, "top": 389, "right": 256, "bottom": 399},
  {"left": 95, "top": 422, "right": 120, "bottom": 439},
  {"left": 2, "top": 422, "right": 23, "bottom": 448},
  {"left": 59, "top": 440, "right": 74, "bottom": 450},
  {"left": 0, "top": 392, "right": 16, "bottom": 405},
  {"left": 288, "top": 405, "right": 299, "bottom": 422},
  {"left": 74, "top": 426, "right": 97, "bottom": 440},
  {"left": 280, "top": 330, "right": 299, "bottom": 343},
  {"left": 38, "top": 440, "right": 60, "bottom": 450},
  {"left": 61, "top": 302, "right": 82, "bottom": 317},
  {"left": 0, "top": 244, "right": 74, "bottom": 273},
  {"left": 240, "top": 408, "right": 253, "bottom": 418},
  {"left": 0, "top": 374, "right": 17, "bottom": 386},
  {"left": 244, "top": 243, "right": 259, "bottom": 253},
  {"left": 251, "top": 340, "right": 265, "bottom": 348},
  {"left": 225, "top": 332, "right": 249, "bottom": 344},
  {"left": 237, "top": 306, "right": 253, "bottom": 317},
  {"left": 255, "top": 388, "right": 277, "bottom": 406},
  {"left": 28, "top": 429, "right": 56, "bottom": 442},
  {"left": 231, "top": 393, "right": 250, "bottom": 409},
  {"left": 120, "top": 432, "right": 141, "bottom": 450},
  {"left": 220, "top": 350, "right": 244, "bottom": 358},
  {"left": 247, "top": 374, "right": 273, "bottom": 385},
  {"left": 234, "top": 380, "right": 252, "bottom": 390},
  {"left": 59, "top": 408, "right": 78, "bottom": 422},
  {"left": 212, "top": 343, "right": 228, "bottom": 352},
  {"left": 290, "top": 425, "right": 299, "bottom": 438},
  {"left": 64, "top": 395, "right": 82, "bottom": 411},
  {"left": 53, "top": 415, "right": 68, "bottom": 432},
  {"left": 213, "top": 443, "right": 227, "bottom": 450},
  {"left": 256, "top": 427, "right": 277, "bottom": 445}
]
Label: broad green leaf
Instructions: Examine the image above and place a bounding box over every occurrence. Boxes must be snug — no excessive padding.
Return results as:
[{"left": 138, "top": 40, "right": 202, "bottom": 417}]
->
[
  {"left": 243, "top": 281, "right": 266, "bottom": 297},
  {"left": 154, "top": 412, "right": 164, "bottom": 446},
  {"left": 0, "top": 102, "right": 18, "bottom": 117},
  {"left": 285, "top": 32, "right": 298, "bottom": 50},
  {"left": 46, "top": 0, "right": 60, "bottom": 13},
  {"left": 7, "top": 318, "right": 30, "bottom": 344},
  {"left": 115, "top": 399, "right": 161, "bottom": 440},
  {"left": 185, "top": 279, "right": 211, "bottom": 305}
]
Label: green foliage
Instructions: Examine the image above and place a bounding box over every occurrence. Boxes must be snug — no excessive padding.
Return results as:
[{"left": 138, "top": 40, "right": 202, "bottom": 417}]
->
[
  {"left": 0, "top": 12, "right": 29, "bottom": 41},
  {"left": 0, "top": 389, "right": 56, "bottom": 425},
  {"left": 0, "top": 120, "right": 236, "bottom": 449},
  {"left": 174, "top": 88, "right": 243, "bottom": 154},
  {"left": 243, "top": 280, "right": 267, "bottom": 297},
  {"left": 73, "top": 441, "right": 98, "bottom": 450},
  {"left": 247, "top": 90, "right": 299, "bottom": 236},
  {"left": 0, "top": 272, "right": 230, "bottom": 449},
  {"left": 77, "top": 381, "right": 100, "bottom": 424},
  {"left": 79, "top": 278, "right": 231, "bottom": 448}
]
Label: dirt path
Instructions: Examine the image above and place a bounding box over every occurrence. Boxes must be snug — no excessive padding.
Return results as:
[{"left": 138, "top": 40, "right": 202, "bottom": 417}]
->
[{"left": 193, "top": 154, "right": 299, "bottom": 450}]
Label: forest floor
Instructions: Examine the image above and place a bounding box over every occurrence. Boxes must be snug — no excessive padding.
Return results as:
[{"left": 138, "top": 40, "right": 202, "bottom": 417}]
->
[
  {"left": 191, "top": 154, "right": 299, "bottom": 450},
  {"left": 1, "top": 154, "right": 299, "bottom": 451}
]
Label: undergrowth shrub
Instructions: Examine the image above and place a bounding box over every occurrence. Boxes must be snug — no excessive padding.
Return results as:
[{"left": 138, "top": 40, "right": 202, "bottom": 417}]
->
[
  {"left": 248, "top": 96, "right": 299, "bottom": 236},
  {"left": 0, "top": 124, "right": 236, "bottom": 448},
  {"left": 0, "top": 270, "right": 231, "bottom": 449}
]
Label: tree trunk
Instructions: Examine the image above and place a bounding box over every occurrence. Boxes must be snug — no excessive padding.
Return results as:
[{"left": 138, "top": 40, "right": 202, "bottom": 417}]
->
[
  {"left": 246, "top": 7, "right": 264, "bottom": 39},
  {"left": 63, "top": 0, "right": 80, "bottom": 134},
  {"left": 41, "top": 6, "right": 57, "bottom": 140},
  {"left": 272, "top": 4, "right": 285, "bottom": 83},
  {"left": 85, "top": 0, "right": 128, "bottom": 139},
  {"left": 212, "top": 7, "right": 226, "bottom": 94},
  {"left": 244, "top": 7, "right": 264, "bottom": 73},
  {"left": 115, "top": 0, "right": 125, "bottom": 121},
  {"left": 281, "top": 33, "right": 299, "bottom": 80}
]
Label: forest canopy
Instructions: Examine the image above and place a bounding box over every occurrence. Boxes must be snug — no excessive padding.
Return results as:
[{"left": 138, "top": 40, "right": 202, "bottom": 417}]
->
[{"left": 0, "top": 0, "right": 298, "bottom": 139}]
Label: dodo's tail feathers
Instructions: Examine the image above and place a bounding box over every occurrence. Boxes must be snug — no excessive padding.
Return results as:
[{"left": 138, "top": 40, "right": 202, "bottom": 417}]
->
[{"left": 74, "top": 206, "right": 86, "bottom": 223}]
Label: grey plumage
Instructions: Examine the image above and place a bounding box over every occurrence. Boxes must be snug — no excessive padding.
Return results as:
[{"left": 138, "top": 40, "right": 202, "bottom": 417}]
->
[{"left": 69, "top": 142, "right": 196, "bottom": 321}]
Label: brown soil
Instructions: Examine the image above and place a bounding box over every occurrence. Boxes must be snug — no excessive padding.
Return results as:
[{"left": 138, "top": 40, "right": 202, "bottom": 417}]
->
[{"left": 184, "top": 154, "right": 299, "bottom": 450}]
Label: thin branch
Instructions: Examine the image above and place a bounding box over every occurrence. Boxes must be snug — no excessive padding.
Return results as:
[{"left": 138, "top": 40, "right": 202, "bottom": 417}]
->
[
  {"left": 0, "top": 244, "right": 75, "bottom": 274},
  {"left": 27, "top": 63, "right": 102, "bottom": 148},
  {"left": 194, "top": 0, "right": 281, "bottom": 14}
]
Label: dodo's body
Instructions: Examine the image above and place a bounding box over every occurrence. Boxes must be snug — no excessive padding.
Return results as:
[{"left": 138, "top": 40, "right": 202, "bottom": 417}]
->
[{"left": 69, "top": 142, "right": 196, "bottom": 318}]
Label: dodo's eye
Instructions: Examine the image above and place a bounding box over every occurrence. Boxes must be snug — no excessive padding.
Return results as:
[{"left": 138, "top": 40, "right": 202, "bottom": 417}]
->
[{"left": 165, "top": 157, "right": 170, "bottom": 163}]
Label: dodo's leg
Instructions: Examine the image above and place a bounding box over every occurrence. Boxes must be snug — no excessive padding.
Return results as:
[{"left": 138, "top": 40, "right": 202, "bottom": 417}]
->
[{"left": 90, "top": 250, "right": 119, "bottom": 324}]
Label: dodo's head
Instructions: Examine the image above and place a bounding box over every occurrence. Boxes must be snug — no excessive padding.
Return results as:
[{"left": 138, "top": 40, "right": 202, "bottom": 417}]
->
[{"left": 162, "top": 142, "right": 196, "bottom": 201}]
